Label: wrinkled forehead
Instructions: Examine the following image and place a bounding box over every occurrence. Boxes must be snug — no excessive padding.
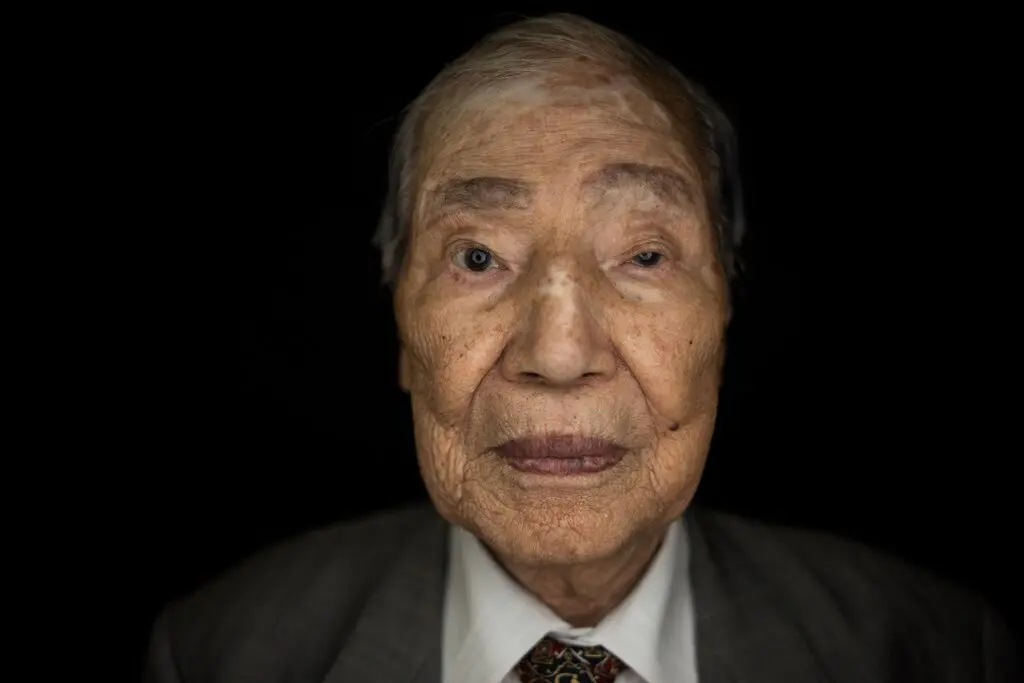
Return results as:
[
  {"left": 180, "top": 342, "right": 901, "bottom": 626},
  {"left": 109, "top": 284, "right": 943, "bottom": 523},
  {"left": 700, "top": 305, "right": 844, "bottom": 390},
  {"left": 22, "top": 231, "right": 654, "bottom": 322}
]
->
[{"left": 415, "top": 68, "right": 706, "bottom": 217}]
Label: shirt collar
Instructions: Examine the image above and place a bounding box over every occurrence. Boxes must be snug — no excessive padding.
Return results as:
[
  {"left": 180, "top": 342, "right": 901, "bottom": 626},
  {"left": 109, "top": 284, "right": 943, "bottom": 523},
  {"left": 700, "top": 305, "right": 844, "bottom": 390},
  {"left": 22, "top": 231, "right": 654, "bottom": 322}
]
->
[{"left": 442, "top": 518, "right": 695, "bottom": 683}]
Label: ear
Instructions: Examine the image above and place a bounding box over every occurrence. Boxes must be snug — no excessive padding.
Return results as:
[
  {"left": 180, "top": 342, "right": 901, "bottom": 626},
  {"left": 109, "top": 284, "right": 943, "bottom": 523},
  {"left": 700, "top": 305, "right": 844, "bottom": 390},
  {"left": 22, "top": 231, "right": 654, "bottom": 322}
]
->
[{"left": 398, "top": 344, "right": 411, "bottom": 393}]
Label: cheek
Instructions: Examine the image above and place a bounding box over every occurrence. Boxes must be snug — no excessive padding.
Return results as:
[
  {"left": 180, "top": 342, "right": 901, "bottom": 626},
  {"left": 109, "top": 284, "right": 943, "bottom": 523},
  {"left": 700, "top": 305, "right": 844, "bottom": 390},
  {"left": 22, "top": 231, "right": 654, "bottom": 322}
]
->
[
  {"left": 409, "top": 393, "right": 465, "bottom": 513},
  {"left": 399, "top": 292, "right": 516, "bottom": 426},
  {"left": 613, "top": 296, "right": 726, "bottom": 422},
  {"left": 647, "top": 415, "right": 716, "bottom": 516}
]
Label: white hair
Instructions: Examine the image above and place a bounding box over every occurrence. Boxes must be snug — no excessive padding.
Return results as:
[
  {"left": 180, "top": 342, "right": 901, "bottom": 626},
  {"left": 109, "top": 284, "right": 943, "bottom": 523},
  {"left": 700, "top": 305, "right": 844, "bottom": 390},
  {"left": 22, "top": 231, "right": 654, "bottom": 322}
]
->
[{"left": 373, "top": 13, "right": 745, "bottom": 286}]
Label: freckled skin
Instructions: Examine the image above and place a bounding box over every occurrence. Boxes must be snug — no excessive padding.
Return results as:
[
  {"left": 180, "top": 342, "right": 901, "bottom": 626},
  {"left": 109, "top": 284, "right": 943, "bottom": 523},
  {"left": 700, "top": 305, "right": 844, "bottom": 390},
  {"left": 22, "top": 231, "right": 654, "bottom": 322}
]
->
[{"left": 394, "top": 69, "right": 730, "bottom": 624}]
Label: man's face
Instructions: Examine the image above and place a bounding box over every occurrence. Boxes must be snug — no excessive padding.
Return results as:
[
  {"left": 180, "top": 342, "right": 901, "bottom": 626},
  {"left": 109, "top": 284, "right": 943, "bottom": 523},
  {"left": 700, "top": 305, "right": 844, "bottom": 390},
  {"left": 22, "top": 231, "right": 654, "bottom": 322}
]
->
[{"left": 394, "top": 68, "right": 729, "bottom": 566}]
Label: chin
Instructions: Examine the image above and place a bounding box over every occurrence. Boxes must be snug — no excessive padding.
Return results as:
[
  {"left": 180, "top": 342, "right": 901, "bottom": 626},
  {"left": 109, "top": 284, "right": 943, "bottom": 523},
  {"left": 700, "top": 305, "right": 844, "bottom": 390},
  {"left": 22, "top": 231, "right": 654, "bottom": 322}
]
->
[{"left": 477, "top": 499, "right": 642, "bottom": 567}]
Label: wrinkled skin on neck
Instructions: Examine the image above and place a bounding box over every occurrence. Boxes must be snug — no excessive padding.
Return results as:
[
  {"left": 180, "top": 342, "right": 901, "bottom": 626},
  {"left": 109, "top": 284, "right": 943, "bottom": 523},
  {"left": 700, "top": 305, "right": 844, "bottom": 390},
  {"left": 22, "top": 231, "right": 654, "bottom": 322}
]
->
[{"left": 394, "top": 67, "right": 729, "bottom": 626}]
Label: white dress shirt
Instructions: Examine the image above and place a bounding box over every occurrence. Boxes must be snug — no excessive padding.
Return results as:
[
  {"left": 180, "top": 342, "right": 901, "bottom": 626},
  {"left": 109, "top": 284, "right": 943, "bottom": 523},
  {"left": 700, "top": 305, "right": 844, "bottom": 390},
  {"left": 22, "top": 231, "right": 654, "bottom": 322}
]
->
[{"left": 441, "top": 518, "right": 699, "bottom": 683}]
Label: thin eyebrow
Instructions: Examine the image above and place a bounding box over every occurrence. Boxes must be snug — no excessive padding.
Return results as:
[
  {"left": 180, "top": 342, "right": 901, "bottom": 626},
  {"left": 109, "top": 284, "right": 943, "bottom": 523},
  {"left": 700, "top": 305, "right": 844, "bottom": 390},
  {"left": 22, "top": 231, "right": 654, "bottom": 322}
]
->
[
  {"left": 426, "top": 176, "right": 533, "bottom": 218},
  {"left": 582, "top": 162, "right": 696, "bottom": 208}
]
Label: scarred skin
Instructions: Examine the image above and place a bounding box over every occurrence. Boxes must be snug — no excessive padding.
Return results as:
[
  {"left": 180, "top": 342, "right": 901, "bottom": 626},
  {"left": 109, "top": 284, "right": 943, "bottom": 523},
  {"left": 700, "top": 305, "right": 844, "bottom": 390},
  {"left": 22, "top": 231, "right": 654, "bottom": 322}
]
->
[{"left": 393, "top": 65, "right": 730, "bottom": 626}]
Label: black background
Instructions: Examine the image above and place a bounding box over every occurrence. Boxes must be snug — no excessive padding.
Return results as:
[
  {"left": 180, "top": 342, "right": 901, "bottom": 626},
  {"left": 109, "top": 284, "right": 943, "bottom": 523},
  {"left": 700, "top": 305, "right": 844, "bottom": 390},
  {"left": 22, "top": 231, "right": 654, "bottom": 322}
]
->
[{"left": 129, "top": 4, "right": 1019, "bottom": 678}]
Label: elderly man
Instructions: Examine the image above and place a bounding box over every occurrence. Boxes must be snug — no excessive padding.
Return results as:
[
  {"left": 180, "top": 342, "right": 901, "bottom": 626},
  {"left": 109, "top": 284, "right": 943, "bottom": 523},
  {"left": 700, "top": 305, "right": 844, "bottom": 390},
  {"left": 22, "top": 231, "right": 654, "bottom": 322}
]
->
[{"left": 145, "top": 13, "right": 1017, "bottom": 683}]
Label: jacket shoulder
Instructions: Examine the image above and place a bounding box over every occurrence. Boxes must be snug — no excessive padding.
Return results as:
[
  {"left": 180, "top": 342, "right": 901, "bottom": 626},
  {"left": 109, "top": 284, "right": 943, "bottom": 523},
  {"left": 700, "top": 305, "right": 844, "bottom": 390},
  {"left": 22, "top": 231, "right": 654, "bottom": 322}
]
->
[
  {"left": 153, "top": 504, "right": 441, "bottom": 682},
  {"left": 695, "top": 507, "right": 973, "bottom": 603},
  {"left": 691, "top": 508, "right": 1017, "bottom": 680}
]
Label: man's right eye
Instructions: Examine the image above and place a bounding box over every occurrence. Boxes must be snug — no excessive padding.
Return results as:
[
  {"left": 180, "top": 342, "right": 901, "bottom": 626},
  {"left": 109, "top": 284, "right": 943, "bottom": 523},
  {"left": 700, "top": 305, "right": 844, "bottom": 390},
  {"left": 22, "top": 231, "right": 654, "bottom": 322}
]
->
[{"left": 453, "top": 246, "right": 496, "bottom": 272}]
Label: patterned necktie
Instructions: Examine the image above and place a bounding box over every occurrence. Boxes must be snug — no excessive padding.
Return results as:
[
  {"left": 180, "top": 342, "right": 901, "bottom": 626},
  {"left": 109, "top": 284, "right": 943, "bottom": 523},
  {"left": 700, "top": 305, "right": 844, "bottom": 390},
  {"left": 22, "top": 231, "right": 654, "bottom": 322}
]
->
[{"left": 515, "top": 635, "right": 627, "bottom": 683}]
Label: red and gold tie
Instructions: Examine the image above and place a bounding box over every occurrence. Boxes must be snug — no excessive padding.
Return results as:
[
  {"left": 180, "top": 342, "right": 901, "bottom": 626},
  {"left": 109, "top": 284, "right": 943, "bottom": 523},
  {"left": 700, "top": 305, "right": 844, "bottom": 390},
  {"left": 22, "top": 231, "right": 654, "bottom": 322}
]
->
[{"left": 515, "top": 635, "right": 627, "bottom": 683}]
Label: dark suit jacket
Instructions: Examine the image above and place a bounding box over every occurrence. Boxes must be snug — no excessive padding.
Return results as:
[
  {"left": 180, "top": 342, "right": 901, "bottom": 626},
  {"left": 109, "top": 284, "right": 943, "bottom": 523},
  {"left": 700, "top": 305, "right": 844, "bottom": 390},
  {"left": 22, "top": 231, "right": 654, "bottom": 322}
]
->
[{"left": 144, "top": 505, "right": 1018, "bottom": 682}]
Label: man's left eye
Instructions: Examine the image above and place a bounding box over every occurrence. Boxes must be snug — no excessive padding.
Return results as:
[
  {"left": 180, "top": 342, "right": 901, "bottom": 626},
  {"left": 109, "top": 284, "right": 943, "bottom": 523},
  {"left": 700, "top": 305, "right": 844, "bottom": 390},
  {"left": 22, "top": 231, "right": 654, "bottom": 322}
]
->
[{"left": 630, "top": 251, "right": 664, "bottom": 267}]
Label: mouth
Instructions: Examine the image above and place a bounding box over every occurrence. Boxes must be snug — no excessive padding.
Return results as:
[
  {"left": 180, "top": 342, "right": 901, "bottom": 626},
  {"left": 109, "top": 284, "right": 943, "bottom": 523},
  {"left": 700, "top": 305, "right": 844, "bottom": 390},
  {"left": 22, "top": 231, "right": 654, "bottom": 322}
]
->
[{"left": 494, "top": 434, "right": 627, "bottom": 475}]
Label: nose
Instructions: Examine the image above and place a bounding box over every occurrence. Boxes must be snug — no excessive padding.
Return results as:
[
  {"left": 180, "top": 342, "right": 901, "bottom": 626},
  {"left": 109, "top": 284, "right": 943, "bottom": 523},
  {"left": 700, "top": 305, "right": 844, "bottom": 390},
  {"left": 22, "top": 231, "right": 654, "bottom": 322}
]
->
[{"left": 501, "top": 268, "right": 617, "bottom": 386}]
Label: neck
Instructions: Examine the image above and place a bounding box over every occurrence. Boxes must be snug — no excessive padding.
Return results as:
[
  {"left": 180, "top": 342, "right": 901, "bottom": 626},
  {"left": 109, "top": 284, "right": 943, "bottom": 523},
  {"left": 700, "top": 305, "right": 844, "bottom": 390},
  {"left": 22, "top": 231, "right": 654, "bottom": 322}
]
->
[{"left": 497, "top": 525, "right": 666, "bottom": 627}]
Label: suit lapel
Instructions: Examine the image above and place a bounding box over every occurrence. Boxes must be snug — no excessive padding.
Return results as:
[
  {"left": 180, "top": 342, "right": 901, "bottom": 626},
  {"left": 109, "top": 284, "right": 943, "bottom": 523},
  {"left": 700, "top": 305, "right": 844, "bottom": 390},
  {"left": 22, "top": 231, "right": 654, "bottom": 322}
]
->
[
  {"left": 687, "top": 508, "right": 832, "bottom": 683},
  {"left": 322, "top": 508, "right": 447, "bottom": 683}
]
